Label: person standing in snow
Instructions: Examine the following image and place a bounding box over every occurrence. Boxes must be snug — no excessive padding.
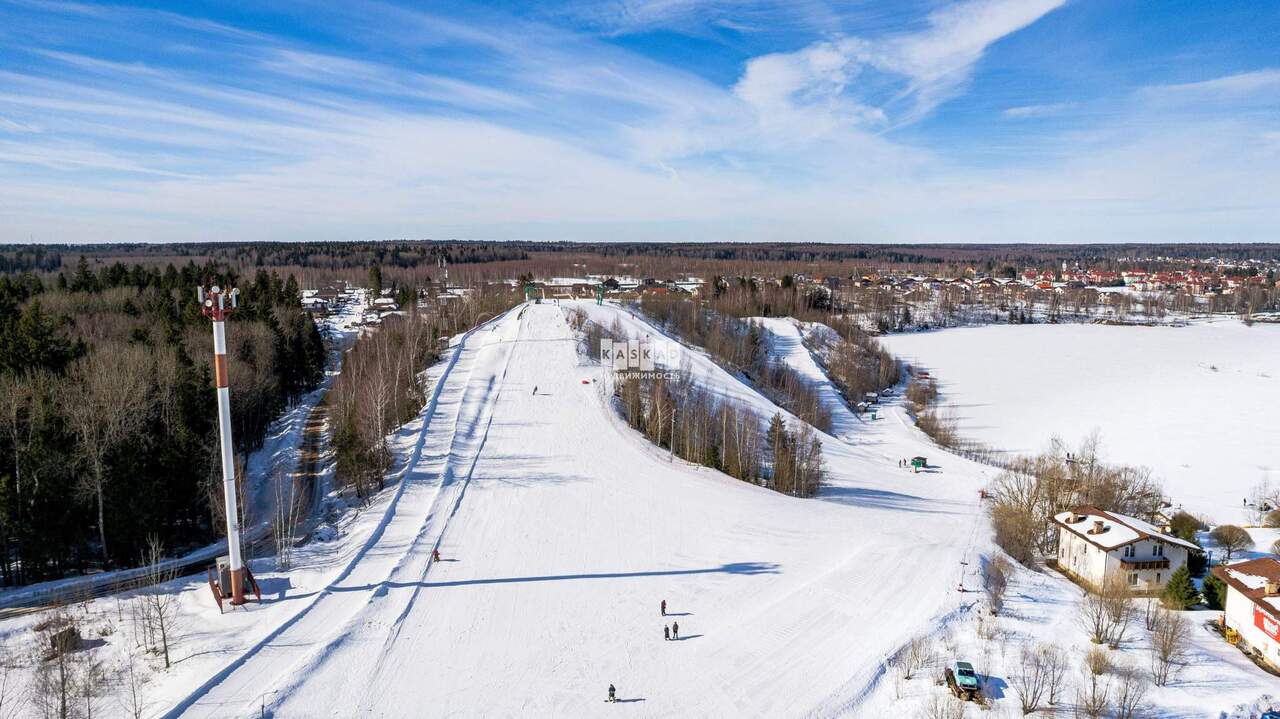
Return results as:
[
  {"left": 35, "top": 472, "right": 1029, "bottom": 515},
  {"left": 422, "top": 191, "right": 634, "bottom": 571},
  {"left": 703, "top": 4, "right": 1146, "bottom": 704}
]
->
[
  {"left": 672, "top": 621, "right": 679, "bottom": 640},
  {"left": 661, "top": 599, "right": 666, "bottom": 616},
  {"left": 532, "top": 386, "right": 537, "bottom": 395},
  {"left": 432, "top": 548, "right": 441, "bottom": 562},
  {"left": 608, "top": 684, "right": 616, "bottom": 703},
  {"left": 663, "top": 625, "right": 670, "bottom": 641}
]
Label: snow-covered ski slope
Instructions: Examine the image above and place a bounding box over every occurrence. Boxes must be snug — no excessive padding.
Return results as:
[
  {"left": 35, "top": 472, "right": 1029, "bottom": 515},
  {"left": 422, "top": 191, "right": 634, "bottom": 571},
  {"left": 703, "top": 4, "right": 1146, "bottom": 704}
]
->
[
  {"left": 753, "top": 316, "right": 862, "bottom": 442},
  {"left": 170, "top": 302, "right": 998, "bottom": 718}
]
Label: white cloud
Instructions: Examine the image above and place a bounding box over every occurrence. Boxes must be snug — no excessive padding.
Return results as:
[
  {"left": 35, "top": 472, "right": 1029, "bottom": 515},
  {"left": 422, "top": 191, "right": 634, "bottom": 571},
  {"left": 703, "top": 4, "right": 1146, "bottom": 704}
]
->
[
  {"left": 1002, "top": 101, "right": 1076, "bottom": 119},
  {"left": 733, "top": 0, "right": 1066, "bottom": 130}
]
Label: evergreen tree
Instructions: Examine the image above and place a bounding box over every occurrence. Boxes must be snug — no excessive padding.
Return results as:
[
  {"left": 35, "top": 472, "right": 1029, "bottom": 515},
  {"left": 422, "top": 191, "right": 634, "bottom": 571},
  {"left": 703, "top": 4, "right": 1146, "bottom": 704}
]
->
[
  {"left": 1202, "top": 572, "right": 1227, "bottom": 610},
  {"left": 369, "top": 265, "right": 383, "bottom": 297},
  {"left": 1160, "top": 564, "right": 1198, "bottom": 609}
]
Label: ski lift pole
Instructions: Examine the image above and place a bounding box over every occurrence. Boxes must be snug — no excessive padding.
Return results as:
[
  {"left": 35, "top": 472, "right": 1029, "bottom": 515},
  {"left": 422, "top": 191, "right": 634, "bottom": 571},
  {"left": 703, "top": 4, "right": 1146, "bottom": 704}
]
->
[{"left": 199, "top": 285, "right": 247, "bottom": 606}]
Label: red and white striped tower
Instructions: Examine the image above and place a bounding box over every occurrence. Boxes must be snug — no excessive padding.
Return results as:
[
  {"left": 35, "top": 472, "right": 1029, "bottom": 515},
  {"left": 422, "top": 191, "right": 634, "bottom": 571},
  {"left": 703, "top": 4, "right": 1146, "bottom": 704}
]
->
[{"left": 199, "top": 285, "right": 246, "bottom": 605}]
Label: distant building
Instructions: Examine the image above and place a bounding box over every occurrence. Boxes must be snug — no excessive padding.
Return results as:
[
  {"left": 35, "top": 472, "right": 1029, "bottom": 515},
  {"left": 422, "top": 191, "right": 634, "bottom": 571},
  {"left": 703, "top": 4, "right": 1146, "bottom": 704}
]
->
[
  {"left": 1052, "top": 506, "right": 1198, "bottom": 594},
  {"left": 1213, "top": 558, "right": 1280, "bottom": 670}
]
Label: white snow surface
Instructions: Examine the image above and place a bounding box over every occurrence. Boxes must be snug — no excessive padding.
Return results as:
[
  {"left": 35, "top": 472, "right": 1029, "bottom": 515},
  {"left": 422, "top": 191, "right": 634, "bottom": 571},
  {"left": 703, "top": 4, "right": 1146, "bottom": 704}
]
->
[
  {"left": 157, "top": 301, "right": 995, "bottom": 717},
  {"left": 881, "top": 321, "right": 1280, "bottom": 523}
]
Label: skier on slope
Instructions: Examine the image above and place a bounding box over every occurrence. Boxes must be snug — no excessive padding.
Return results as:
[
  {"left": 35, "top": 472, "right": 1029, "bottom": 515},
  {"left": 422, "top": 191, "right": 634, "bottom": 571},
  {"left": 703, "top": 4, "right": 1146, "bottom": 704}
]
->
[
  {"left": 661, "top": 599, "right": 666, "bottom": 616},
  {"left": 672, "top": 621, "right": 679, "bottom": 640},
  {"left": 664, "top": 625, "right": 670, "bottom": 641},
  {"left": 533, "top": 386, "right": 538, "bottom": 395},
  {"left": 432, "top": 548, "right": 441, "bottom": 562},
  {"left": 608, "top": 684, "right": 616, "bottom": 703}
]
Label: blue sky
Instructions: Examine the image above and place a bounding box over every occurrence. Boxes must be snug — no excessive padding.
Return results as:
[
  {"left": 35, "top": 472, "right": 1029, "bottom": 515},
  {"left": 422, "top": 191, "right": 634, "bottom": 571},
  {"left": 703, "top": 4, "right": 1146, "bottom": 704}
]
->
[{"left": 1, "top": 0, "right": 1277, "bottom": 244}]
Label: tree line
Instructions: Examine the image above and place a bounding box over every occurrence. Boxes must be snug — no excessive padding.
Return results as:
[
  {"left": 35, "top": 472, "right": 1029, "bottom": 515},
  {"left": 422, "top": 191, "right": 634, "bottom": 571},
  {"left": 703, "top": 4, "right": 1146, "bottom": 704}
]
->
[
  {"left": 569, "top": 308, "right": 823, "bottom": 497},
  {"left": 613, "top": 371, "right": 823, "bottom": 497},
  {"left": 631, "top": 295, "right": 832, "bottom": 433},
  {"left": 0, "top": 260, "right": 325, "bottom": 585},
  {"left": 701, "top": 276, "right": 901, "bottom": 403}
]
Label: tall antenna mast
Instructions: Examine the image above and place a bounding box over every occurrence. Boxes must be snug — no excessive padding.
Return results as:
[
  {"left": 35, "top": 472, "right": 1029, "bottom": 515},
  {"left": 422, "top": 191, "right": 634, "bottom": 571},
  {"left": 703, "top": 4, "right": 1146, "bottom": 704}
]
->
[
  {"left": 438, "top": 254, "right": 449, "bottom": 287},
  {"left": 199, "top": 284, "right": 249, "bottom": 606}
]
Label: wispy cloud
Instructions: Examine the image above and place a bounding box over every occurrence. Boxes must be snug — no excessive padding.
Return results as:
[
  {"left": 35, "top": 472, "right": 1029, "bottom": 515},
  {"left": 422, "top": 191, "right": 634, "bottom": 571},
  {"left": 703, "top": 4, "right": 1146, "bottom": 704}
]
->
[
  {"left": 1002, "top": 101, "right": 1076, "bottom": 119},
  {"left": 0, "top": 0, "right": 1277, "bottom": 244}
]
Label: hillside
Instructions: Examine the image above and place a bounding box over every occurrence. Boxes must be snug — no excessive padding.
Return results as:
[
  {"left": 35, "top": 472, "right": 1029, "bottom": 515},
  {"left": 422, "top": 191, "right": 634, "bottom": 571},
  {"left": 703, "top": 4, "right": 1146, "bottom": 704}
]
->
[{"left": 158, "top": 301, "right": 992, "bottom": 717}]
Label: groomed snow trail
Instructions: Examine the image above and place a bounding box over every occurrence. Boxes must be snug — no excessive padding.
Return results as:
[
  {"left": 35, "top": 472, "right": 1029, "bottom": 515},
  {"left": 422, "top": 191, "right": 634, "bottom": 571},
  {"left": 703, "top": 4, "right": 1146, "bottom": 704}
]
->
[
  {"left": 753, "top": 316, "right": 862, "bottom": 442},
  {"left": 171, "top": 303, "right": 995, "bottom": 717},
  {"left": 166, "top": 307, "right": 522, "bottom": 718}
]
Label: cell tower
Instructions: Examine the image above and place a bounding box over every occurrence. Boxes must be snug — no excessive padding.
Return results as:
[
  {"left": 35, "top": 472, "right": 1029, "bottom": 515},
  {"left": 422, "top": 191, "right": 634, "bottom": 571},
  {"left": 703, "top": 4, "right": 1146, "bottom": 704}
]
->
[{"left": 198, "top": 285, "right": 258, "bottom": 608}]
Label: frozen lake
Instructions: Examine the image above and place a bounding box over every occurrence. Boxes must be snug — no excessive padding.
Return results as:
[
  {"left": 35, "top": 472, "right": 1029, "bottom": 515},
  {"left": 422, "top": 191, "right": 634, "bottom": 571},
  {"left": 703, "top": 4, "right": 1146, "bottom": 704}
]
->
[{"left": 881, "top": 320, "right": 1280, "bottom": 523}]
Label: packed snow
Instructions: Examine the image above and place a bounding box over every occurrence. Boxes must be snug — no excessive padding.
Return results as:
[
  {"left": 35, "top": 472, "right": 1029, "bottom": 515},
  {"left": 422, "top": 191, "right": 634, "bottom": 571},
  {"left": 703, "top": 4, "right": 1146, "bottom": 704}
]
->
[{"left": 881, "top": 321, "right": 1280, "bottom": 523}]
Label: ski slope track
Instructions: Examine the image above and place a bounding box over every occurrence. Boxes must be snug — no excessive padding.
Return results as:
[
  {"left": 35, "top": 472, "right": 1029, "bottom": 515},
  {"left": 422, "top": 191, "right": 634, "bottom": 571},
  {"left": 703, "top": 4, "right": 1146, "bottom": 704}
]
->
[
  {"left": 753, "top": 316, "right": 862, "bottom": 443},
  {"left": 165, "top": 306, "right": 522, "bottom": 718},
  {"left": 167, "top": 303, "right": 998, "bottom": 718}
]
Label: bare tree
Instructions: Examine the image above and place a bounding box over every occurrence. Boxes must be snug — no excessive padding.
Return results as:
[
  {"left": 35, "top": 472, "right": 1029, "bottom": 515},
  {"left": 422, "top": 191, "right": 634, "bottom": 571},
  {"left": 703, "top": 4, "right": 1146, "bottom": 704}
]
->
[
  {"left": 0, "top": 647, "right": 26, "bottom": 719},
  {"left": 1076, "top": 587, "right": 1110, "bottom": 645},
  {"left": 1149, "top": 607, "right": 1190, "bottom": 686},
  {"left": 895, "top": 636, "right": 935, "bottom": 680},
  {"left": 1010, "top": 644, "right": 1052, "bottom": 714},
  {"left": 31, "top": 610, "right": 79, "bottom": 719},
  {"left": 984, "top": 555, "right": 1010, "bottom": 616},
  {"left": 272, "top": 469, "right": 303, "bottom": 571},
  {"left": 1209, "top": 525, "right": 1252, "bottom": 561},
  {"left": 1112, "top": 664, "right": 1150, "bottom": 719},
  {"left": 1100, "top": 574, "right": 1136, "bottom": 648},
  {"left": 1042, "top": 643, "right": 1069, "bottom": 706},
  {"left": 1075, "top": 647, "right": 1112, "bottom": 719},
  {"left": 60, "top": 344, "right": 151, "bottom": 564},
  {"left": 134, "top": 536, "right": 181, "bottom": 669},
  {"left": 116, "top": 646, "right": 150, "bottom": 719},
  {"left": 75, "top": 652, "right": 105, "bottom": 719}
]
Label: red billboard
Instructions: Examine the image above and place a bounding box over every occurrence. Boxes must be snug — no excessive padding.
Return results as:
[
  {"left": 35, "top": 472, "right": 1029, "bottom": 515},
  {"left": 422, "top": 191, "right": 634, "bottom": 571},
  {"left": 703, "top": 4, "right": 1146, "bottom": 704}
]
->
[{"left": 1254, "top": 606, "right": 1280, "bottom": 642}]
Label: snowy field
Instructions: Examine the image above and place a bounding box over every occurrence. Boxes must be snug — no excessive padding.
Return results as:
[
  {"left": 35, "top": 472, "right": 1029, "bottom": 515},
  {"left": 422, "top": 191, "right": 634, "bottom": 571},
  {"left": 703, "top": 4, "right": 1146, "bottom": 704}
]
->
[{"left": 882, "top": 321, "right": 1280, "bottom": 524}]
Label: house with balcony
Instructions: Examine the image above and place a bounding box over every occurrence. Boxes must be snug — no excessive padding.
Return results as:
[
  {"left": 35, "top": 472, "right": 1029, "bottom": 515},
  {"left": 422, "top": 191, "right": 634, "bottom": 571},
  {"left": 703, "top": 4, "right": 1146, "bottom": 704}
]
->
[{"left": 1052, "top": 505, "right": 1199, "bottom": 594}]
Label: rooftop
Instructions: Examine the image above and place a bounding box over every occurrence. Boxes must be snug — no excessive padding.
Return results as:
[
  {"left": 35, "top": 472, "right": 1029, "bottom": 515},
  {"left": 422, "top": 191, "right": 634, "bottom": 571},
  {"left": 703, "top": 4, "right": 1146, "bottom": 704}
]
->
[
  {"left": 1213, "top": 557, "right": 1280, "bottom": 621},
  {"left": 1052, "top": 505, "right": 1199, "bottom": 552}
]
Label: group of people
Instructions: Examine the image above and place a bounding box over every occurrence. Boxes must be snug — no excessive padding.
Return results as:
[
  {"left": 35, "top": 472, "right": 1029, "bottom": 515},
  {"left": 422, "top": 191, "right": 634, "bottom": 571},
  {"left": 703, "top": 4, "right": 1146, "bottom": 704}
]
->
[
  {"left": 607, "top": 599, "right": 686, "bottom": 704},
  {"left": 661, "top": 599, "right": 680, "bottom": 640}
]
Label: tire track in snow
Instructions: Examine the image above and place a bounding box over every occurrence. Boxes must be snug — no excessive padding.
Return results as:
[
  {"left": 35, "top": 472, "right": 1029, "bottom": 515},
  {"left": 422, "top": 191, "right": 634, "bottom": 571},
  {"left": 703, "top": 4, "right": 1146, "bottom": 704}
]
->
[
  {"left": 258, "top": 305, "right": 526, "bottom": 716},
  {"left": 163, "top": 306, "right": 522, "bottom": 718}
]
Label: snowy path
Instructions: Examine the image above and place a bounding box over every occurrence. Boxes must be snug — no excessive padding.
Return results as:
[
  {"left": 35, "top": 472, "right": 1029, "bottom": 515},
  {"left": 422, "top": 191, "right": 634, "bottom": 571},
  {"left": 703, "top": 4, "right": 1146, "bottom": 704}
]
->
[
  {"left": 753, "top": 316, "right": 862, "bottom": 443},
  {"left": 166, "top": 302, "right": 995, "bottom": 718},
  {"left": 166, "top": 307, "right": 522, "bottom": 718}
]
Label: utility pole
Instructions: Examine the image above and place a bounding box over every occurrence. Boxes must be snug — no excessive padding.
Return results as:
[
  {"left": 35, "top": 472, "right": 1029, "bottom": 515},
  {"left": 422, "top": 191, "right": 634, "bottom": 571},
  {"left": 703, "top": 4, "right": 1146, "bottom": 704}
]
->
[{"left": 199, "top": 284, "right": 247, "bottom": 606}]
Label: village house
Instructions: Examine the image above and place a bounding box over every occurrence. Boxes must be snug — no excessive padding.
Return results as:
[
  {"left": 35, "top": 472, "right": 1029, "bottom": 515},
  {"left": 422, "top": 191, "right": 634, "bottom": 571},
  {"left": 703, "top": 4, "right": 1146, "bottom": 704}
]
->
[
  {"left": 1052, "top": 506, "right": 1198, "bottom": 594},
  {"left": 1212, "top": 557, "right": 1280, "bottom": 671}
]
